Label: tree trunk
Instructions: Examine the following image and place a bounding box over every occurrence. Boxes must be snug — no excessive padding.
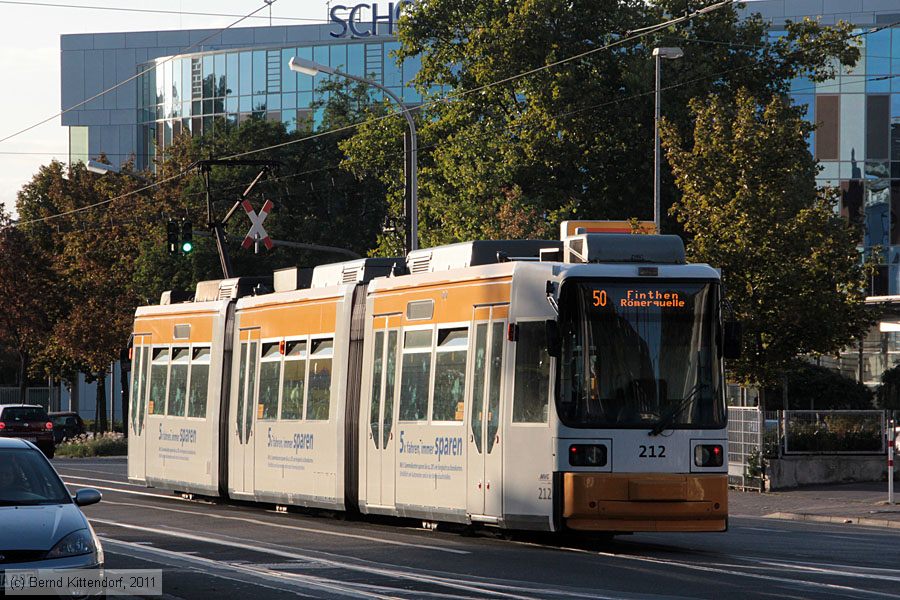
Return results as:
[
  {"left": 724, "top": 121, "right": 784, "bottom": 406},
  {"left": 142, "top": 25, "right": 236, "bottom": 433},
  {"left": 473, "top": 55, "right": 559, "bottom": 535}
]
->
[
  {"left": 95, "top": 373, "right": 108, "bottom": 433},
  {"left": 16, "top": 350, "right": 28, "bottom": 404}
]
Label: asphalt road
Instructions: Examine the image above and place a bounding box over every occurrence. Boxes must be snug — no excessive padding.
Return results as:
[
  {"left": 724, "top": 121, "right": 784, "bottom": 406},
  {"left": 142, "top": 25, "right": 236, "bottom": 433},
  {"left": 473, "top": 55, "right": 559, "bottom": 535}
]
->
[{"left": 54, "top": 458, "right": 900, "bottom": 599}]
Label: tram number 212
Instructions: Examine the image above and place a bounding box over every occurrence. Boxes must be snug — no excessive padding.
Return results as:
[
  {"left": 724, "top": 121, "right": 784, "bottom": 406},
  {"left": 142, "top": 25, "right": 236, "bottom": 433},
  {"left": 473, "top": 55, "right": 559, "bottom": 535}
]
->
[{"left": 639, "top": 445, "right": 666, "bottom": 458}]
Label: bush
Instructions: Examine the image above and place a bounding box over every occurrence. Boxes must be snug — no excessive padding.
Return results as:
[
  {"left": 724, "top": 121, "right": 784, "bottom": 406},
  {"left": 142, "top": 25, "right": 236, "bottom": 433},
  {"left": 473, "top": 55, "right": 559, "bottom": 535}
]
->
[
  {"left": 785, "top": 415, "right": 883, "bottom": 453},
  {"left": 767, "top": 362, "right": 874, "bottom": 410},
  {"left": 55, "top": 432, "right": 127, "bottom": 457}
]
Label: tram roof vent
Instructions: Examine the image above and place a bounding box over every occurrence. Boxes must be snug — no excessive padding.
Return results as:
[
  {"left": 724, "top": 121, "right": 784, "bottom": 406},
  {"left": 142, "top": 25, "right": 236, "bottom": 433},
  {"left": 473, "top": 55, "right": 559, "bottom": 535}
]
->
[
  {"left": 406, "top": 240, "right": 563, "bottom": 272},
  {"left": 273, "top": 267, "right": 313, "bottom": 292},
  {"left": 191, "top": 277, "right": 274, "bottom": 302},
  {"left": 159, "top": 289, "right": 193, "bottom": 305},
  {"left": 310, "top": 258, "right": 401, "bottom": 288},
  {"left": 563, "top": 234, "right": 685, "bottom": 264}
]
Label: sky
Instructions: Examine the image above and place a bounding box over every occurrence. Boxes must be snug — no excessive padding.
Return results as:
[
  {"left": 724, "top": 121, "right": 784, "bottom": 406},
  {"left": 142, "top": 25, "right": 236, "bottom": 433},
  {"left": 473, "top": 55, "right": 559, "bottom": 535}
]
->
[{"left": 0, "top": 0, "right": 330, "bottom": 217}]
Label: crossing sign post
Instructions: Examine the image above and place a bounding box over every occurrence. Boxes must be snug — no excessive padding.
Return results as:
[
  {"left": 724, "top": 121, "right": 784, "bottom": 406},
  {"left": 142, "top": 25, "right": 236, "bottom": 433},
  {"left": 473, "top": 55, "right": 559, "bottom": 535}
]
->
[{"left": 241, "top": 199, "right": 274, "bottom": 253}]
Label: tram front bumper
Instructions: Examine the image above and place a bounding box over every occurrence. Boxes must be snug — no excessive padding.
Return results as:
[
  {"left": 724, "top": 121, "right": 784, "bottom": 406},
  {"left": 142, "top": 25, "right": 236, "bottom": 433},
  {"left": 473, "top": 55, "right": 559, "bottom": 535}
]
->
[{"left": 562, "top": 473, "right": 728, "bottom": 532}]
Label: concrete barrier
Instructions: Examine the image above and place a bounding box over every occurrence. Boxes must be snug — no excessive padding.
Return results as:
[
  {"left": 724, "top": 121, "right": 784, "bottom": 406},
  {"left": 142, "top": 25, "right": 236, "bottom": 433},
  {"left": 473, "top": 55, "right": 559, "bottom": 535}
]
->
[{"left": 766, "top": 455, "right": 894, "bottom": 490}]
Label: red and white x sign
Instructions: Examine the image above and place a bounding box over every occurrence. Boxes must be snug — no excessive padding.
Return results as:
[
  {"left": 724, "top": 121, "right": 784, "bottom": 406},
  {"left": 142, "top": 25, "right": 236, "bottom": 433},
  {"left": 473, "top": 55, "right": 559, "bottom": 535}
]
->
[{"left": 241, "top": 199, "right": 274, "bottom": 250}]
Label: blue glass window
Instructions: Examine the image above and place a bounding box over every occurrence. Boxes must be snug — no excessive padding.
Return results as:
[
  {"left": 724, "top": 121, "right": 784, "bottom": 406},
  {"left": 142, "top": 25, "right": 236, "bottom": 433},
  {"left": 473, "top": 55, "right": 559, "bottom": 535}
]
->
[
  {"left": 226, "top": 97, "right": 238, "bottom": 113},
  {"left": 297, "top": 47, "right": 313, "bottom": 92},
  {"left": 384, "top": 42, "right": 402, "bottom": 87},
  {"left": 253, "top": 51, "right": 266, "bottom": 95},
  {"left": 281, "top": 48, "right": 296, "bottom": 93},
  {"left": 267, "top": 94, "right": 281, "bottom": 110},
  {"left": 239, "top": 52, "right": 252, "bottom": 95},
  {"left": 402, "top": 54, "right": 422, "bottom": 88},
  {"left": 298, "top": 91, "right": 313, "bottom": 109},
  {"left": 215, "top": 54, "right": 226, "bottom": 96},
  {"left": 314, "top": 46, "right": 329, "bottom": 70},
  {"left": 226, "top": 53, "right": 238, "bottom": 96},
  {"left": 348, "top": 43, "right": 364, "bottom": 76},
  {"left": 283, "top": 93, "right": 297, "bottom": 110},
  {"left": 331, "top": 45, "right": 347, "bottom": 71},
  {"left": 240, "top": 96, "right": 252, "bottom": 112}
]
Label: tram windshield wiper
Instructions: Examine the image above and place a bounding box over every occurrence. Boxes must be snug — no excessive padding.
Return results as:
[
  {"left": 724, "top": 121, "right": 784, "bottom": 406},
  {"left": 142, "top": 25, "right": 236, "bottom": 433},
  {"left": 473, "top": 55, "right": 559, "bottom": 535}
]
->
[{"left": 648, "top": 382, "right": 708, "bottom": 436}]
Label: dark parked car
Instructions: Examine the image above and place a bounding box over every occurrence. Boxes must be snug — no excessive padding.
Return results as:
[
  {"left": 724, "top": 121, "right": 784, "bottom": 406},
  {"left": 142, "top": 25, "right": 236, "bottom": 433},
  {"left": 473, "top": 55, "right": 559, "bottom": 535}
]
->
[
  {"left": 49, "top": 411, "right": 86, "bottom": 444},
  {"left": 0, "top": 438, "right": 103, "bottom": 575},
  {"left": 0, "top": 404, "right": 55, "bottom": 458}
]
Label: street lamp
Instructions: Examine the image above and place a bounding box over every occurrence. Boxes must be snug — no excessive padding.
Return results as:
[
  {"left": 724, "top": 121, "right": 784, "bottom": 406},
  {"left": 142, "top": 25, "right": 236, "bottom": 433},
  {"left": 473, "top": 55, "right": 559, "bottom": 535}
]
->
[
  {"left": 288, "top": 56, "right": 419, "bottom": 254},
  {"left": 86, "top": 159, "right": 120, "bottom": 175},
  {"left": 652, "top": 46, "right": 683, "bottom": 235}
]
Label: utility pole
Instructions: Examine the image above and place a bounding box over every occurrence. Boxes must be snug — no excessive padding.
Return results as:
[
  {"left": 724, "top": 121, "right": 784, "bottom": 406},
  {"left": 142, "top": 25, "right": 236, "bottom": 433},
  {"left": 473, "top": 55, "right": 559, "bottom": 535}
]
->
[{"left": 196, "top": 159, "right": 279, "bottom": 279}]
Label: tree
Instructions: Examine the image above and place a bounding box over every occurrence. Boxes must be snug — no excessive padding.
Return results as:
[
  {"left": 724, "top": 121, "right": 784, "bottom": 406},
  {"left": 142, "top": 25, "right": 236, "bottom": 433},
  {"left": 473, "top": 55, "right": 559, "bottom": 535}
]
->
[
  {"left": 876, "top": 364, "right": 900, "bottom": 411},
  {"left": 0, "top": 209, "right": 59, "bottom": 402},
  {"left": 765, "top": 361, "right": 873, "bottom": 410},
  {"left": 339, "top": 0, "right": 859, "bottom": 253},
  {"left": 660, "top": 89, "right": 873, "bottom": 389}
]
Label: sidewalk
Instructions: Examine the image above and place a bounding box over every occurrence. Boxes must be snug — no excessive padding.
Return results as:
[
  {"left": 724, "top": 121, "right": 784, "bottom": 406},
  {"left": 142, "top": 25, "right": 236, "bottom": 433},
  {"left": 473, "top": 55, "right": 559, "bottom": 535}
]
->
[{"left": 730, "top": 482, "right": 900, "bottom": 529}]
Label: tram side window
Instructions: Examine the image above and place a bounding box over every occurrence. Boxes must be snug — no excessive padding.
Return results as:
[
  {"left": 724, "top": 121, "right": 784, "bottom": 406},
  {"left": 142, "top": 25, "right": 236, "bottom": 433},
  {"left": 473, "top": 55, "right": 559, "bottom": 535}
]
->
[
  {"left": 130, "top": 346, "right": 143, "bottom": 430},
  {"left": 306, "top": 339, "right": 333, "bottom": 420},
  {"left": 245, "top": 341, "right": 258, "bottom": 438},
  {"left": 167, "top": 347, "right": 190, "bottom": 416},
  {"left": 187, "top": 347, "right": 210, "bottom": 418},
  {"left": 399, "top": 329, "right": 432, "bottom": 421},
  {"left": 432, "top": 328, "right": 468, "bottom": 422},
  {"left": 138, "top": 344, "right": 150, "bottom": 428},
  {"left": 258, "top": 343, "right": 281, "bottom": 420},
  {"left": 370, "top": 331, "right": 385, "bottom": 448},
  {"left": 383, "top": 331, "right": 398, "bottom": 447},
  {"left": 148, "top": 348, "right": 169, "bottom": 415},
  {"left": 281, "top": 340, "right": 306, "bottom": 420},
  {"left": 236, "top": 343, "right": 247, "bottom": 434},
  {"left": 512, "top": 322, "right": 551, "bottom": 423}
]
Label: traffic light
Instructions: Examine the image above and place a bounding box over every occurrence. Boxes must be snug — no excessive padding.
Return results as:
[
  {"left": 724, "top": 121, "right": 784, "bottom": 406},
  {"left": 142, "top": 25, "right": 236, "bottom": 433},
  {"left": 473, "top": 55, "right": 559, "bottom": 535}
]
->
[
  {"left": 181, "top": 220, "right": 193, "bottom": 254},
  {"left": 166, "top": 220, "right": 178, "bottom": 254}
]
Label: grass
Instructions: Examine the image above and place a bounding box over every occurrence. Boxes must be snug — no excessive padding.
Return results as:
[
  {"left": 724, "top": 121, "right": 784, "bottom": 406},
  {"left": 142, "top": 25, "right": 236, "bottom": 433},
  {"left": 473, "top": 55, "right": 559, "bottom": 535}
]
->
[{"left": 55, "top": 432, "right": 127, "bottom": 457}]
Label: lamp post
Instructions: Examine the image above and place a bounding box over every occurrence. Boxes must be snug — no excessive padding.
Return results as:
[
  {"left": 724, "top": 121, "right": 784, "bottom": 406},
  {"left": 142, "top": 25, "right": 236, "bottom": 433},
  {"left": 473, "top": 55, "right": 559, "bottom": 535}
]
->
[
  {"left": 652, "top": 47, "right": 683, "bottom": 235},
  {"left": 289, "top": 56, "right": 418, "bottom": 254}
]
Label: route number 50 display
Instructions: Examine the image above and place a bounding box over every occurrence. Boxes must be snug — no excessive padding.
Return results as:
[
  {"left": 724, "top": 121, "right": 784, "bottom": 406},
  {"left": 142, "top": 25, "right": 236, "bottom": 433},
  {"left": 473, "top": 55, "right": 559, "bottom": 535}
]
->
[{"left": 592, "top": 290, "right": 607, "bottom": 307}]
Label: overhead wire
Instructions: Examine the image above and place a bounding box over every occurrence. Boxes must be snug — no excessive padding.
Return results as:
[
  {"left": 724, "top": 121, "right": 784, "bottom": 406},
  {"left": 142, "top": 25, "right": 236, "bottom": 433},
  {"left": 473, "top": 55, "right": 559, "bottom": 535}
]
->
[
  {"left": 0, "top": 0, "right": 325, "bottom": 22},
  {"left": 0, "top": 0, "right": 278, "bottom": 147},
  {"left": 11, "top": 0, "right": 886, "bottom": 230}
]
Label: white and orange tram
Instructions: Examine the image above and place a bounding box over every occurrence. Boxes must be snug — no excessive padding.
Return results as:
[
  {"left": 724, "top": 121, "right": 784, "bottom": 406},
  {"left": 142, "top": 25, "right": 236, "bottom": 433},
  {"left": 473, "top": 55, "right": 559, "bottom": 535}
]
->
[{"left": 127, "top": 230, "right": 734, "bottom": 533}]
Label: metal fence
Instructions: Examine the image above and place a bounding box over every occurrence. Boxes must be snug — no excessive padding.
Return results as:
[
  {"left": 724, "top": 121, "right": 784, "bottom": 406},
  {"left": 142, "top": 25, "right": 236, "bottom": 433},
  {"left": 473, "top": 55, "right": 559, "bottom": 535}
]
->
[
  {"left": 0, "top": 387, "right": 52, "bottom": 409},
  {"left": 727, "top": 407, "right": 765, "bottom": 491},
  {"left": 782, "top": 410, "right": 886, "bottom": 455}
]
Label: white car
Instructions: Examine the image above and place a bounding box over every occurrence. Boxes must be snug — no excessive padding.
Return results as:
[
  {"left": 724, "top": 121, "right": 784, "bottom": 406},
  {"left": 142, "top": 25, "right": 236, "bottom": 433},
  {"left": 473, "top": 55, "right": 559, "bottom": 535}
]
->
[{"left": 0, "top": 437, "right": 103, "bottom": 574}]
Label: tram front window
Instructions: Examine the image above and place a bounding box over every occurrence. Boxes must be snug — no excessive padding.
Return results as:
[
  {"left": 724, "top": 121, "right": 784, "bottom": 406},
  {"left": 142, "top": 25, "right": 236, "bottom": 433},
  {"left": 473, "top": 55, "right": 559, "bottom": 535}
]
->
[{"left": 557, "top": 281, "right": 724, "bottom": 430}]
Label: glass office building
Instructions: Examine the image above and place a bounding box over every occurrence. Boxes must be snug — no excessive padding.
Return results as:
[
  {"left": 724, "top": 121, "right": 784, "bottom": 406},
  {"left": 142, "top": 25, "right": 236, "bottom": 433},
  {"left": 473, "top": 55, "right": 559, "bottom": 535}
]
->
[{"left": 135, "top": 40, "right": 423, "bottom": 168}]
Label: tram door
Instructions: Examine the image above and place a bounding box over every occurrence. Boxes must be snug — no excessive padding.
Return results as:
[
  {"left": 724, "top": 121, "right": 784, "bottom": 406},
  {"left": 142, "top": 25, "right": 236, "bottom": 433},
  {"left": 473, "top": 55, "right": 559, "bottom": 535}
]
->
[
  {"left": 127, "top": 335, "right": 151, "bottom": 483},
  {"left": 231, "top": 328, "right": 259, "bottom": 495},
  {"left": 466, "top": 306, "right": 507, "bottom": 518},
  {"left": 365, "top": 315, "right": 400, "bottom": 508}
]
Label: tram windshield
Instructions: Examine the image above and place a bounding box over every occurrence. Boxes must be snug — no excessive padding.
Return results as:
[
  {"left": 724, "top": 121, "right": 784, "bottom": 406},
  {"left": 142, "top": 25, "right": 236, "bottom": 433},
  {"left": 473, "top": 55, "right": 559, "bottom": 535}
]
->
[{"left": 556, "top": 280, "right": 724, "bottom": 430}]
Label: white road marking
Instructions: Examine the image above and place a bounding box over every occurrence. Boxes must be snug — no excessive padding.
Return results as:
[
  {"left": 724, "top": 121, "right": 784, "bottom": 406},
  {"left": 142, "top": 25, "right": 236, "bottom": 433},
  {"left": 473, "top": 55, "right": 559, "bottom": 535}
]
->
[
  {"left": 60, "top": 474, "right": 147, "bottom": 488},
  {"left": 100, "top": 537, "right": 383, "bottom": 599},
  {"left": 63, "top": 482, "right": 194, "bottom": 502},
  {"left": 92, "top": 519, "right": 619, "bottom": 599},
  {"left": 98, "top": 498, "right": 470, "bottom": 555}
]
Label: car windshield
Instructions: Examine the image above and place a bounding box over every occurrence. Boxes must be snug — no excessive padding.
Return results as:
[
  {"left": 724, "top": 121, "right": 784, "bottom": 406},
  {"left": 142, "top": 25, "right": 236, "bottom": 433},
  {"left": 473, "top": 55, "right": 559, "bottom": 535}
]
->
[
  {"left": 0, "top": 448, "right": 71, "bottom": 505},
  {"left": 557, "top": 280, "right": 725, "bottom": 429},
  {"left": 2, "top": 407, "right": 49, "bottom": 421}
]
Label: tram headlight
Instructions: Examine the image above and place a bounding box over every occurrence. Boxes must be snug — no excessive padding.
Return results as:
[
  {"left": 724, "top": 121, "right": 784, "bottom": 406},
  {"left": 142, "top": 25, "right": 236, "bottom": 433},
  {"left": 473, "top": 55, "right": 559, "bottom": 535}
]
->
[
  {"left": 568, "top": 444, "right": 608, "bottom": 467},
  {"left": 694, "top": 444, "right": 724, "bottom": 467}
]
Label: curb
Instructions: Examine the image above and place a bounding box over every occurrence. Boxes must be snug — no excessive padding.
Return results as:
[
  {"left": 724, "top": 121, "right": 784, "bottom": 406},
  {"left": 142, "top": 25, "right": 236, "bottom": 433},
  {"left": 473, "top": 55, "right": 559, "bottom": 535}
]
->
[{"left": 764, "top": 511, "right": 900, "bottom": 529}]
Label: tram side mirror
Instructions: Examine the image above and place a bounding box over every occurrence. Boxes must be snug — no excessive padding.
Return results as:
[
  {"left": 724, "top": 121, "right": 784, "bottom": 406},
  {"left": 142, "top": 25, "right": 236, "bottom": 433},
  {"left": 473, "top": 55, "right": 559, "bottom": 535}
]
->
[
  {"left": 545, "top": 319, "right": 561, "bottom": 358},
  {"left": 723, "top": 321, "right": 743, "bottom": 360}
]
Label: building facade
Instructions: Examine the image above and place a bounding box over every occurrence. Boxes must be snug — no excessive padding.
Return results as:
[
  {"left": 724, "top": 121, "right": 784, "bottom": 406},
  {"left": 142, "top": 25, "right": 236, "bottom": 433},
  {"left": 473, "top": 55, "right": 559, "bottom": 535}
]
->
[
  {"left": 60, "top": 5, "right": 417, "bottom": 172},
  {"left": 60, "top": 1, "right": 900, "bottom": 292}
]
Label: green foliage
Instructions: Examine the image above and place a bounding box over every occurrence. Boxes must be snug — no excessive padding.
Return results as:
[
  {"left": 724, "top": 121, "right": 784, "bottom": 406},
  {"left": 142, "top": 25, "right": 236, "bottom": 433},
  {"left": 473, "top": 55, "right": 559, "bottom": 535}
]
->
[
  {"left": 766, "top": 362, "right": 874, "bottom": 410},
  {"left": 876, "top": 363, "right": 900, "bottom": 410},
  {"left": 339, "top": 0, "right": 860, "bottom": 252},
  {"left": 55, "top": 432, "right": 127, "bottom": 457},
  {"left": 661, "top": 90, "right": 874, "bottom": 386},
  {"left": 785, "top": 415, "right": 883, "bottom": 453}
]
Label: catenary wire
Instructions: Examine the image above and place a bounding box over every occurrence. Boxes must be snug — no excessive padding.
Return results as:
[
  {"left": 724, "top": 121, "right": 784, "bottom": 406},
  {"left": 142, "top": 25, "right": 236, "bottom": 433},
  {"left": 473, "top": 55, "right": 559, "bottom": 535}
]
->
[
  {"left": 0, "top": 0, "right": 278, "bottom": 147},
  {"left": 0, "top": 0, "right": 326, "bottom": 22}
]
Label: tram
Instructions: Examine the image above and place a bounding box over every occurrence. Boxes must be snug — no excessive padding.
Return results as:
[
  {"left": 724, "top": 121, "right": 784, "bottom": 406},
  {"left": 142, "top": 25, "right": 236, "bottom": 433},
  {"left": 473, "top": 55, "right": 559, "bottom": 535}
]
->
[{"left": 127, "top": 224, "right": 736, "bottom": 533}]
